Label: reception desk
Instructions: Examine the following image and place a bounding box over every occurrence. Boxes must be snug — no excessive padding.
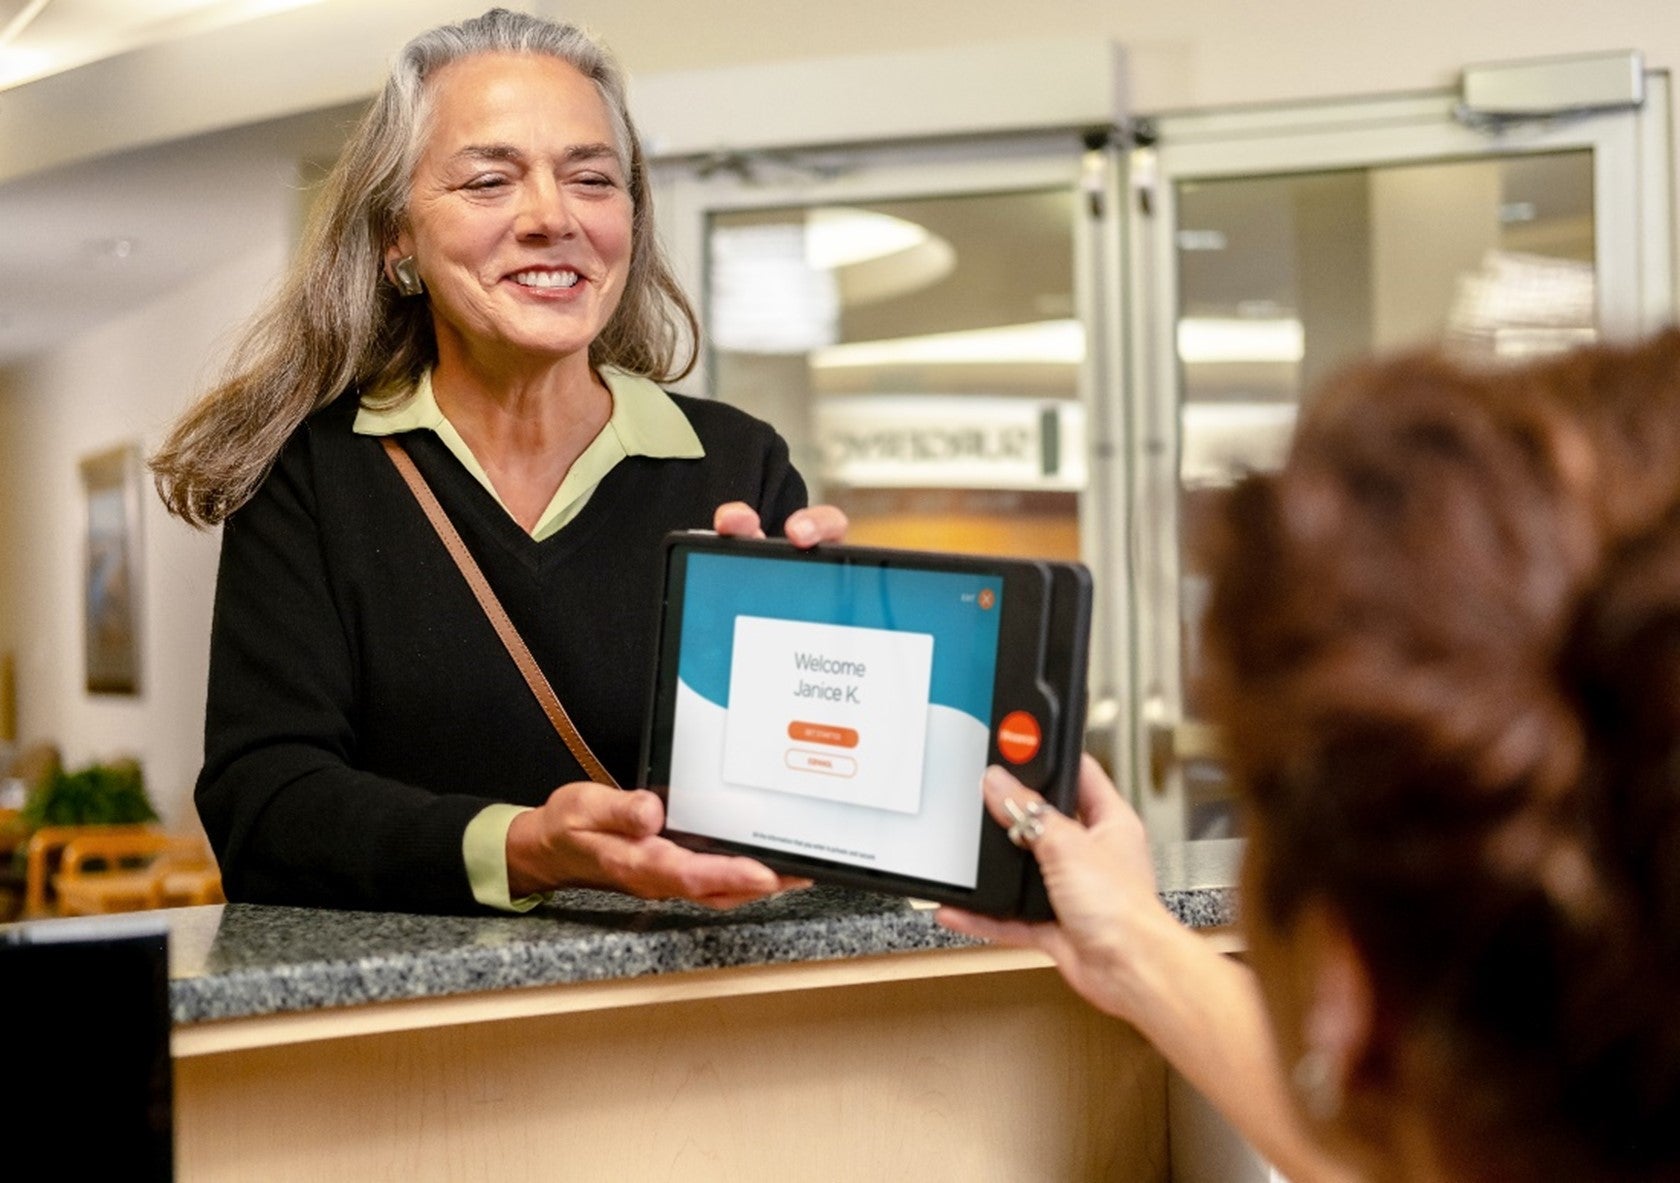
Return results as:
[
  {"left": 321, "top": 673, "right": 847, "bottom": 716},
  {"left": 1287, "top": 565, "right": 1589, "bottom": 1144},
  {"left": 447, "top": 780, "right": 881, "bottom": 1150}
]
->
[{"left": 18, "top": 868, "right": 1238, "bottom": 1181}]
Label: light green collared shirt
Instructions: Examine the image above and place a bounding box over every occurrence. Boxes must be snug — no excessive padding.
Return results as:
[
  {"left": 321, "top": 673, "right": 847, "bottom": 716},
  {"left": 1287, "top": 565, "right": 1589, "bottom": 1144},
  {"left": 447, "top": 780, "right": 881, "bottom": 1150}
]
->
[
  {"left": 355, "top": 366, "right": 704, "bottom": 540},
  {"left": 354, "top": 366, "right": 704, "bottom": 911}
]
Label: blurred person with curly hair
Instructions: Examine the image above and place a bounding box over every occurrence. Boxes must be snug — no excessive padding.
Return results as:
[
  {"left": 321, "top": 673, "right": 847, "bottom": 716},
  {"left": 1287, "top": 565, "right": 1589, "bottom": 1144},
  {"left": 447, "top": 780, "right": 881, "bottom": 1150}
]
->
[{"left": 944, "top": 329, "right": 1680, "bottom": 1183}]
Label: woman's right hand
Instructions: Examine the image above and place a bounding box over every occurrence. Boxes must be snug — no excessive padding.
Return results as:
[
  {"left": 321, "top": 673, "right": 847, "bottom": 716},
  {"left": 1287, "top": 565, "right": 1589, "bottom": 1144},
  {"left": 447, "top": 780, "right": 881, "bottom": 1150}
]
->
[
  {"left": 936, "top": 755, "right": 1183, "bottom": 1023},
  {"left": 506, "top": 781, "right": 809, "bottom": 908}
]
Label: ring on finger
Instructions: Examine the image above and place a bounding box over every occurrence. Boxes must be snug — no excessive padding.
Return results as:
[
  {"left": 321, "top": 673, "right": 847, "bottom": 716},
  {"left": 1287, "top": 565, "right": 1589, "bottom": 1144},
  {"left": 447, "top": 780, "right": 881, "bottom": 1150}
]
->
[{"left": 1003, "top": 797, "right": 1047, "bottom": 848}]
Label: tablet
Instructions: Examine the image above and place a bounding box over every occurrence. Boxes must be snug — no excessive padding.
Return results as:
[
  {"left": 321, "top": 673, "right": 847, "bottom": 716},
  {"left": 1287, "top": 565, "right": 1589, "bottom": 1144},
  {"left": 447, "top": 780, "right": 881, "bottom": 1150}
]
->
[{"left": 639, "top": 532, "right": 1092, "bottom": 918}]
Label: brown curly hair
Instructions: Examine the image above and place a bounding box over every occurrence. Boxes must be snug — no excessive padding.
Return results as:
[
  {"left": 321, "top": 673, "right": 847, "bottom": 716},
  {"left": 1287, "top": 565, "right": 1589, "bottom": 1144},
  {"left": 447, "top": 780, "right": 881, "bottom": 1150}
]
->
[{"left": 1200, "top": 329, "right": 1680, "bottom": 1181}]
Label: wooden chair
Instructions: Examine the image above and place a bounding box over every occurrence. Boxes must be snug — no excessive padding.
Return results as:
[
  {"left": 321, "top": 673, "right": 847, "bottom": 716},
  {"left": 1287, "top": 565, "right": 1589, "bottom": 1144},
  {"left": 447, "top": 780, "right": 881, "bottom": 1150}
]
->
[
  {"left": 51, "top": 830, "right": 223, "bottom": 916},
  {"left": 148, "top": 845, "right": 226, "bottom": 909},
  {"left": 23, "top": 824, "right": 161, "bottom": 917},
  {"left": 0, "top": 807, "right": 25, "bottom": 920}
]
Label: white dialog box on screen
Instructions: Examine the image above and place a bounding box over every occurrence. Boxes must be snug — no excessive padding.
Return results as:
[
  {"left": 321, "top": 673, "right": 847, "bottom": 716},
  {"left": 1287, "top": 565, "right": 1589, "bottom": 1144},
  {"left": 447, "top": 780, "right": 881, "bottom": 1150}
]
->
[{"left": 722, "top": 616, "right": 934, "bottom": 814}]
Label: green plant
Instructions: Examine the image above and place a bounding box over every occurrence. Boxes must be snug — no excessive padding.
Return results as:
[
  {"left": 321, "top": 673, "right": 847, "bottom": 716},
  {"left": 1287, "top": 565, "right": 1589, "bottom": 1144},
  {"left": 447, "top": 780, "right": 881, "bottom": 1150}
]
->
[{"left": 21, "top": 758, "right": 157, "bottom": 828}]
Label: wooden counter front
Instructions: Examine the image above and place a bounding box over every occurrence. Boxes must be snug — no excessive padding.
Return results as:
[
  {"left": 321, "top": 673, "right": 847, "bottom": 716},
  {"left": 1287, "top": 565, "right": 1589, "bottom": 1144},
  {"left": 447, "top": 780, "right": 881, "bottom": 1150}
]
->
[{"left": 175, "top": 945, "right": 1168, "bottom": 1181}]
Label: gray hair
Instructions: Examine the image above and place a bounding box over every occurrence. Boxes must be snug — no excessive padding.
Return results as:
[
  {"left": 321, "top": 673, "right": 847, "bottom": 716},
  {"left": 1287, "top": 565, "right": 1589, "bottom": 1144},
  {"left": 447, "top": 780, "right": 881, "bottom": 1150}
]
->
[{"left": 153, "top": 8, "right": 697, "bottom": 527}]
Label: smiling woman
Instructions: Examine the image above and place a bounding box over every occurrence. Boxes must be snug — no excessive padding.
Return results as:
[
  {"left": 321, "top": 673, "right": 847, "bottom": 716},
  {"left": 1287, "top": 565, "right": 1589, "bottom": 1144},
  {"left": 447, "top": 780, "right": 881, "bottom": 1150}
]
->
[
  {"left": 396, "top": 57, "right": 631, "bottom": 363},
  {"left": 391, "top": 52, "right": 636, "bottom": 528},
  {"left": 147, "top": 8, "right": 846, "bottom": 915}
]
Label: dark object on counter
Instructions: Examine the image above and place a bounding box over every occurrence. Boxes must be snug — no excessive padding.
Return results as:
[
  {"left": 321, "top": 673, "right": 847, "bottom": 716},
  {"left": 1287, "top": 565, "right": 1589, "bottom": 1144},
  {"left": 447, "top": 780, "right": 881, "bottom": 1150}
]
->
[{"left": 4, "top": 920, "right": 172, "bottom": 1181}]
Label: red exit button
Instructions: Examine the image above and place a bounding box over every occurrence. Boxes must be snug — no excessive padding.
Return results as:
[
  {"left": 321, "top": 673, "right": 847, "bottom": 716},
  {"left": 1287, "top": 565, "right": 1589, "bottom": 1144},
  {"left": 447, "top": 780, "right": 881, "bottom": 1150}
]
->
[{"left": 997, "top": 711, "right": 1042, "bottom": 764}]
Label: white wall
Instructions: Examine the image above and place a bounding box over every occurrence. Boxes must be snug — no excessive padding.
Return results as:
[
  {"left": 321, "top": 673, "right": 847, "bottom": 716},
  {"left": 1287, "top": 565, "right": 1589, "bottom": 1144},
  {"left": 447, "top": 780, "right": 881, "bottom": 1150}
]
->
[
  {"left": 0, "top": 0, "right": 1676, "bottom": 829},
  {"left": 0, "top": 239, "right": 286, "bottom": 827}
]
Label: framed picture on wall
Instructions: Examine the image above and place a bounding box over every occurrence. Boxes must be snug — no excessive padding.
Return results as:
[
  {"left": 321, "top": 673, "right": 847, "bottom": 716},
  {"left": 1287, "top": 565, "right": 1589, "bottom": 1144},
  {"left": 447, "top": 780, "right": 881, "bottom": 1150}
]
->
[{"left": 80, "top": 443, "right": 144, "bottom": 695}]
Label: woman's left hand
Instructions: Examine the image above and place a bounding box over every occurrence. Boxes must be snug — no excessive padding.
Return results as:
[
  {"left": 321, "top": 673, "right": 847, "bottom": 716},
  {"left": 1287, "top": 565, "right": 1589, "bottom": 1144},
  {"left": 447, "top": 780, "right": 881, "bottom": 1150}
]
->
[
  {"left": 714, "top": 501, "right": 848, "bottom": 548},
  {"left": 507, "top": 782, "right": 810, "bottom": 908}
]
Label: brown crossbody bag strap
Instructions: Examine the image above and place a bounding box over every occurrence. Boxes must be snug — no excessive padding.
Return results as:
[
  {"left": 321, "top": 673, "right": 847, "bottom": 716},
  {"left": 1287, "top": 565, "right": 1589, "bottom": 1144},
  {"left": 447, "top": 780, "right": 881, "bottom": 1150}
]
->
[{"left": 381, "top": 436, "right": 621, "bottom": 788}]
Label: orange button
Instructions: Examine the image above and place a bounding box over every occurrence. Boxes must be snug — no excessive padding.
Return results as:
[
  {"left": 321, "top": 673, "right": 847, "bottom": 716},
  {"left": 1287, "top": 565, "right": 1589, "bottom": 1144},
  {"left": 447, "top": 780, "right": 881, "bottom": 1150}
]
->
[
  {"left": 997, "top": 710, "right": 1042, "bottom": 764},
  {"left": 787, "top": 720, "right": 860, "bottom": 748}
]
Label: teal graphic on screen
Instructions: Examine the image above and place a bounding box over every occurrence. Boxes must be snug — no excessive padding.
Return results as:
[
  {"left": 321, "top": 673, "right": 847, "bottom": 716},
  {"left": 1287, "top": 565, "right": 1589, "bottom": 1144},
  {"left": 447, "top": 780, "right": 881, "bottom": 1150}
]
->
[{"left": 665, "top": 552, "right": 1003, "bottom": 889}]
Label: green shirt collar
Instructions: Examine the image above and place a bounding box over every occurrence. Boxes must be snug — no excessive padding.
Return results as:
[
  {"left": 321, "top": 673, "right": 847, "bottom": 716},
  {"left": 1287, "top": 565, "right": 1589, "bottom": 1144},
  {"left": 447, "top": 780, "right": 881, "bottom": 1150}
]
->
[{"left": 353, "top": 366, "right": 704, "bottom": 540}]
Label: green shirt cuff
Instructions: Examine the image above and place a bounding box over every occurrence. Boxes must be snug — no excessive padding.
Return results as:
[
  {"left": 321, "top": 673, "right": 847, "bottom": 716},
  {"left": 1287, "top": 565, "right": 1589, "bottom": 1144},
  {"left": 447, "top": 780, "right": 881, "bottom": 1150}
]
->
[{"left": 463, "top": 804, "right": 546, "bottom": 913}]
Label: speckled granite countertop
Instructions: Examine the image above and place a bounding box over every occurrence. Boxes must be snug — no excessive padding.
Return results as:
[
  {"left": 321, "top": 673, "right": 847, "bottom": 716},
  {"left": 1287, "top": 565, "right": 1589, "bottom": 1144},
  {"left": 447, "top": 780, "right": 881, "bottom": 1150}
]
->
[{"left": 4, "top": 850, "right": 1238, "bottom": 1027}]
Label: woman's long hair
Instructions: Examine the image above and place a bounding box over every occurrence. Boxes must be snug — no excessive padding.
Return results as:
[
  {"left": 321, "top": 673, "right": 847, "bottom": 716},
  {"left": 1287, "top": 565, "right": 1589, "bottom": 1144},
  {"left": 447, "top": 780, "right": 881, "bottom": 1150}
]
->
[{"left": 151, "top": 8, "right": 698, "bottom": 527}]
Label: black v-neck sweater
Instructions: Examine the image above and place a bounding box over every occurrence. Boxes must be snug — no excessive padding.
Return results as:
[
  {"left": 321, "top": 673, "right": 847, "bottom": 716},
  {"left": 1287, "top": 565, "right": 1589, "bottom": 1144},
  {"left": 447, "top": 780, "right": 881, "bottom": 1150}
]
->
[{"left": 197, "top": 391, "right": 806, "bottom": 913}]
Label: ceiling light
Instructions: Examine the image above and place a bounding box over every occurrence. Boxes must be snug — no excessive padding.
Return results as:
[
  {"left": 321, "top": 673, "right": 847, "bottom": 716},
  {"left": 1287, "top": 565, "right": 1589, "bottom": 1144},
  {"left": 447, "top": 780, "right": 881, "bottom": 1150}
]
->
[
  {"left": 0, "top": 0, "right": 49, "bottom": 49},
  {"left": 810, "top": 319, "right": 1085, "bottom": 369},
  {"left": 0, "top": 0, "right": 327, "bottom": 91},
  {"left": 1177, "top": 317, "right": 1304, "bottom": 364},
  {"left": 804, "top": 207, "right": 930, "bottom": 270},
  {"left": 0, "top": 43, "right": 51, "bottom": 86},
  {"left": 709, "top": 222, "right": 837, "bottom": 354}
]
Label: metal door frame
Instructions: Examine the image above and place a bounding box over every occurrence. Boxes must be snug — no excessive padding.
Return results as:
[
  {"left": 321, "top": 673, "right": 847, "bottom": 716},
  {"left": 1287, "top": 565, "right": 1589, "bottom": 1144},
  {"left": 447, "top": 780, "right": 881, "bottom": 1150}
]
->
[{"left": 1127, "top": 75, "right": 1676, "bottom": 846}]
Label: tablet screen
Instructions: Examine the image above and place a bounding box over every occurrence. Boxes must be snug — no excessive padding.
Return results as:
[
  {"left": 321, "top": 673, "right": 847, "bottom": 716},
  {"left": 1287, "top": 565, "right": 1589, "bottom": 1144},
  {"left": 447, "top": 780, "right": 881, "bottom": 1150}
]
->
[{"left": 662, "top": 549, "right": 1004, "bottom": 890}]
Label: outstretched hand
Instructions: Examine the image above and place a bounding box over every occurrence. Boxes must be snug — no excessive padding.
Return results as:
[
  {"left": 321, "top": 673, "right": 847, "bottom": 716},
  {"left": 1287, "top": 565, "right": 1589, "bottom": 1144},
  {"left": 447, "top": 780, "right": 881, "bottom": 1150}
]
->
[
  {"left": 714, "top": 501, "right": 848, "bottom": 548},
  {"left": 507, "top": 781, "right": 809, "bottom": 908},
  {"left": 937, "top": 756, "right": 1181, "bottom": 1022},
  {"left": 944, "top": 760, "right": 1358, "bottom": 1183}
]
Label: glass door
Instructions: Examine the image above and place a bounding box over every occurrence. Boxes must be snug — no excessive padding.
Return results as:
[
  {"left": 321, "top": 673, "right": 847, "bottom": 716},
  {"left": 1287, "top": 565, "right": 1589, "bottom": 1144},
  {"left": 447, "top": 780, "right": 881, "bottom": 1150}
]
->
[
  {"left": 655, "top": 134, "right": 1135, "bottom": 772},
  {"left": 1130, "top": 77, "right": 1675, "bottom": 846},
  {"left": 706, "top": 188, "right": 1085, "bottom": 558}
]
